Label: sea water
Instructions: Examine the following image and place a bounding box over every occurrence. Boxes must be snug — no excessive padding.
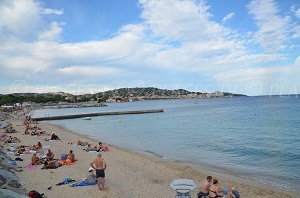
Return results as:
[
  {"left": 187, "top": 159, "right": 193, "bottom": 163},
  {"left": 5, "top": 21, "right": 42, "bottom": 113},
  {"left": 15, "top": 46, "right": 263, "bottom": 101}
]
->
[{"left": 32, "top": 96, "right": 300, "bottom": 192}]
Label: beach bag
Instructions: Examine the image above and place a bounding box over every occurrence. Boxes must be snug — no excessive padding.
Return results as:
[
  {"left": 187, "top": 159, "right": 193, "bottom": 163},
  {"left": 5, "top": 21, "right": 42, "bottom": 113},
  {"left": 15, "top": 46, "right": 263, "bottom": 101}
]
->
[
  {"left": 61, "top": 154, "right": 68, "bottom": 160},
  {"left": 28, "top": 190, "right": 44, "bottom": 198}
]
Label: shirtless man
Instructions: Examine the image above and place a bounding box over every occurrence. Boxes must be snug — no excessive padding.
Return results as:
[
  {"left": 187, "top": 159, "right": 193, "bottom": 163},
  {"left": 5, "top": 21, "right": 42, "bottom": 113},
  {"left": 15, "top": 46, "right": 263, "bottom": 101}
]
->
[
  {"left": 46, "top": 149, "right": 54, "bottom": 161},
  {"left": 198, "top": 176, "right": 212, "bottom": 197},
  {"left": 90, "top": 153, "right": 107, "bottom": 190}
]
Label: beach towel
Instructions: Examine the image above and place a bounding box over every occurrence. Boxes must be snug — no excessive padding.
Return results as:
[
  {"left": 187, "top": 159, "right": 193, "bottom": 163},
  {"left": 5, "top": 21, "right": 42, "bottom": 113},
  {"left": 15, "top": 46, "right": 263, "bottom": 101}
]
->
[
  {"left": 58, "top": 159, "right": 78, "bottom": 166},
  {"left": 103, "top": 146, "right": 109, "bottom": 151},
  {"left": 70, "top": 181, "right": 96, "bottom": 187},
  {"left": 87, "top": 151, "right": 98, "bottom": 154},
  {"left": 24, "top": 163, "right": 39, "bottom": 170},
  {"left": 56, "top": 178, "right": 75, "bottom": 186}
]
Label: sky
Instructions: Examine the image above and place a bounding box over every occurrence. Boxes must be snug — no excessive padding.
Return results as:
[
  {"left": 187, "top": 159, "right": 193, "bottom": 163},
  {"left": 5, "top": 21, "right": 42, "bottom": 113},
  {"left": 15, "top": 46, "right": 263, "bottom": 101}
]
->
[{"left": 0, "top": 0, "right": 300, "bottom": 96}]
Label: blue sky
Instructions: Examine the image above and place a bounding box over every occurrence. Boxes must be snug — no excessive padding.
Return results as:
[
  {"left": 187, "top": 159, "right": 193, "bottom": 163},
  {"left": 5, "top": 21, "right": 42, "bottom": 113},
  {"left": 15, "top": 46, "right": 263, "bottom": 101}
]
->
[{"left": 0, "top": 0, "right": 300, "bottom": 95}]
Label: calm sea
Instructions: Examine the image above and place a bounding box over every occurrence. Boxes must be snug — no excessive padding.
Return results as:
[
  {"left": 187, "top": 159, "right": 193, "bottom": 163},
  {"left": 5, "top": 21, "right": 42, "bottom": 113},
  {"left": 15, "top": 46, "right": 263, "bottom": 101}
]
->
[{"left": 32, "top": 96, "right": 300, "bottom": 192}]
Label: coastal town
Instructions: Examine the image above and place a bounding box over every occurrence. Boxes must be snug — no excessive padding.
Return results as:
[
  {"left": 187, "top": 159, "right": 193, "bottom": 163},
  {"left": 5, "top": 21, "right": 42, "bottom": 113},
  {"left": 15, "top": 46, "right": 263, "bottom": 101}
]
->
[{"left": 0, "top": 88, "right": 246, "bottom": 110}]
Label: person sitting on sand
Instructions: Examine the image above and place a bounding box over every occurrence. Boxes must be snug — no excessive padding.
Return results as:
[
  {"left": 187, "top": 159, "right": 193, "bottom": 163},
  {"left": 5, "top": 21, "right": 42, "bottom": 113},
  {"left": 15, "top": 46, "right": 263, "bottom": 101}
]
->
[
  {"left": 31, "top": 153, "right": 42, "bottom": 165},
  {"left": 83, "top": 167, "right": 97, "bottom": 184},
  {"left": 90, "top": 153, "right": 107, "bottom": 191},
  {"left": 36, "top": 142, "right": 42, "bottom": 150},
  {"left": 50, "top": 132, "right": 60, "bottom": 140},
  {"left": 198, "top": 176, "right": 212, "bottom": 197},
  {"left": 46, "top": 149, "right": 54, "bottom": 161},
  {"left": 66, "top": 150, "right": 75, "bottom": 162},
  {"left": 209, "top": 179, "right": 225, "bottom": 198}
]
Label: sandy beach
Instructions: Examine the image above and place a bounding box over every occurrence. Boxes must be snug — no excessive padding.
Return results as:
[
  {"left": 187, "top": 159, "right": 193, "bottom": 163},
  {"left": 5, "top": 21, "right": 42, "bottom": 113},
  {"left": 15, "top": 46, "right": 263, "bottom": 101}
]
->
[{"left": 2, "top": 116, "right": 295, "bottom": 198}]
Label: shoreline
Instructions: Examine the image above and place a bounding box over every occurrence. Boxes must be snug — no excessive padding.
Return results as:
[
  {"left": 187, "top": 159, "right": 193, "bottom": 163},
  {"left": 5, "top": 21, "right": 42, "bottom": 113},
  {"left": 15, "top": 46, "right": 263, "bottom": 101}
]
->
[
  {"left": 45, "top": 122, "right": 298, "bottom": 195},
  {"left": 38, "top": 122, "right": 298, "bottom": 197},
  {"left": 4, "top": 117, "right": 295, "bottom": 197}
]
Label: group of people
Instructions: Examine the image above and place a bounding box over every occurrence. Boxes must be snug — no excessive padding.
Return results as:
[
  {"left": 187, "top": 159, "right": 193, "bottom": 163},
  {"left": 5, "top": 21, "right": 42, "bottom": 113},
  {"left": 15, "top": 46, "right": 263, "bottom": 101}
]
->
[
  {"left": 198, "top": 176, "right": 240, "bottom": 198},
  {"left": 0, "top": 134, "right": 20, "bottom": 143},
  {"left": 4, "top": 123, "right": 17, "bottom": 133},
  {"left": 83, "top": 142, "right": 103, "bottom": 152}
]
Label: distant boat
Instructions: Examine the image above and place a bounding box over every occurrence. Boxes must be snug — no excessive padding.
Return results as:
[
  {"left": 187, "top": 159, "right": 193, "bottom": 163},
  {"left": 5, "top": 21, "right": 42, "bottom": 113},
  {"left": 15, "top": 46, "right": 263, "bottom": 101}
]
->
[{"left": 82, "top": 117, "right": 91, "bottom": 120}]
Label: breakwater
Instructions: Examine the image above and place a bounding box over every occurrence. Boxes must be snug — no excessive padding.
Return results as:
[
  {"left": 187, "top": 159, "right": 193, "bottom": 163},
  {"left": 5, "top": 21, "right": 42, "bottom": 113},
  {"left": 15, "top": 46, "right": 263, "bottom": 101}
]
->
[{"left": 32, "top": 109, "right": 164, "bottom": 121}]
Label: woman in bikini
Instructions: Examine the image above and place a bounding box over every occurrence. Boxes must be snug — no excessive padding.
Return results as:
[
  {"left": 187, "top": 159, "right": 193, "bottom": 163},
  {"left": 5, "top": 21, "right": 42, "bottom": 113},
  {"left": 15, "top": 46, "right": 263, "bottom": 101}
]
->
[{"left": 209, "top": 179, "right": 224, "bottom": 198}]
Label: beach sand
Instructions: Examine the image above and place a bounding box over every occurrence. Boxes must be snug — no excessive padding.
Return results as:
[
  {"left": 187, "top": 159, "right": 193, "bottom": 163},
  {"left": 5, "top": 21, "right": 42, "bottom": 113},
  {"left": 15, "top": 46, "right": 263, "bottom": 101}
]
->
[{"left": 4, "top": 118, "right": 295, "bottom": 198}]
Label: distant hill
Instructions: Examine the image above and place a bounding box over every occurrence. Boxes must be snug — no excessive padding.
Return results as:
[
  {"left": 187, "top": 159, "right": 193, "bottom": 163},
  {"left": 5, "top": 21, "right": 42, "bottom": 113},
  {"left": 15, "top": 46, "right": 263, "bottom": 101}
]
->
[
  {"left": 0, "top": 87, "right": 246, "bottom": 105},
  {"left": 82, "top": 87, "right": 246, "bottom": 102}
]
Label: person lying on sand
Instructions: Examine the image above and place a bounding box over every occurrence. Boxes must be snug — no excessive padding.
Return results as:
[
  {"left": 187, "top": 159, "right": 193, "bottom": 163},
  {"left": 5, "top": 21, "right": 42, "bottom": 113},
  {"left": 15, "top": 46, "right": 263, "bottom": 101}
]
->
[
  {"left": 83, "top": 144, "right": 98, "bottom": 152},
  {"left": 31, "top": 153, "right": 42, "bottom": 165},
  {"left": 77, "top": 140, "right": 89, "bottom": 146},
  {"left": 42, "top": 160, "right": 64, "bottom": 169},
  {"left": 6, "top": 136, "right": 20, "bottom": 143},
  {"left": 228, "top": 187, "right": 240, "bottom": 198}
]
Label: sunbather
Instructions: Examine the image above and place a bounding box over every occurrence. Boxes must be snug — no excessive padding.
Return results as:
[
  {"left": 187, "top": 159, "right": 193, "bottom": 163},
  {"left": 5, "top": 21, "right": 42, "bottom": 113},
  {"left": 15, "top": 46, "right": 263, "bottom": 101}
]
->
[
  {"left": 50, "top": 132, "right": 60, "bottom": 140},
  {"left": 46, "top": 149, "right": 54, "bottom": 161},
  {"left": 83, "top": 167, "right": 97, "bottom": 184},
  {"left": 77, "top": 140, "right": 89, "bottom": 146},
  {"left": 66, "top": 150, "right": 75, "bottom": 163},
  {"left": 42, "top": 160, "right": 63, "bottom": 169},
  {"left": 209, "top": 179, "right": 225, "bottom": 198},
  {"left": 36, "top": 142, "right": 42, "bottom": 150},
  {"left": 198, "top": 176, "right": 212, "bottom": 197},
  {"left": 31, "top": 153, "right": 42, "bottom": 165},
  {"left": 83, "top": 144, "right": 98, "bottom": 152}
]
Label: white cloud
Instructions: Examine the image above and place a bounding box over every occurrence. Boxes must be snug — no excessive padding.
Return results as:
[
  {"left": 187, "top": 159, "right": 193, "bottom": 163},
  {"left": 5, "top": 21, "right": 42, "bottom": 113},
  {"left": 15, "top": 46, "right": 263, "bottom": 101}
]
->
[
  {"left": 42, "top": 8, "right": 64, "bottom": 15},
  {"left": 0, "top": 0, "right": 42, "bottom": 39},
  {"left": 247, "top": 0, "right": 290, "bottom": 52},
  {"left": 222, "top": 12, "right": 235, "bottom": 23},
  {"left": 295, "top": 56, "right": 300, "bottom": 65},
  {"left": 139, "top": 0, "right": 231, "bottom": 42},
  {"left": 38, "top": 22, "right": 62, "bottom": 41},
  {"left": 0, "top": 0, "right": 299, "bottom": 95},
  {"left": 290, "top": 4, "right": 300, "bottom": 19},
  {"left": 57, "top": 66, "right": 124, "bottom": 77}
]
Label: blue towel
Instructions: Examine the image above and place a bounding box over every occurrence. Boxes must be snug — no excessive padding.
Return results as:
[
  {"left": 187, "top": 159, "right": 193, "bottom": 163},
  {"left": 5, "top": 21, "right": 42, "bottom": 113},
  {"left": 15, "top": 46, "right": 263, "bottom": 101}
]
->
[{"left": 70, "top": 181, "right": 96, "bottom": 187}]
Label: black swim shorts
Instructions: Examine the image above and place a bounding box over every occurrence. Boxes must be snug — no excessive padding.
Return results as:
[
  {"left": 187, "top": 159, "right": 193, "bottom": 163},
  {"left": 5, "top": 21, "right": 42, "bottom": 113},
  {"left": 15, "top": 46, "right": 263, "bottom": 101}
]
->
[{"left": 96, "top": 169, "right": 105, "bottom": 178}]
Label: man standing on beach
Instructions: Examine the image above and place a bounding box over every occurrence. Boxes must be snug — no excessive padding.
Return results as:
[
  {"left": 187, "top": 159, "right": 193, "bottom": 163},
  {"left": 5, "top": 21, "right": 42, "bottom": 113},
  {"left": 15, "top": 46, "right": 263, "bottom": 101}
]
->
[{"left": 90, "top": 153, "right": 107, "bottom": 190}]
